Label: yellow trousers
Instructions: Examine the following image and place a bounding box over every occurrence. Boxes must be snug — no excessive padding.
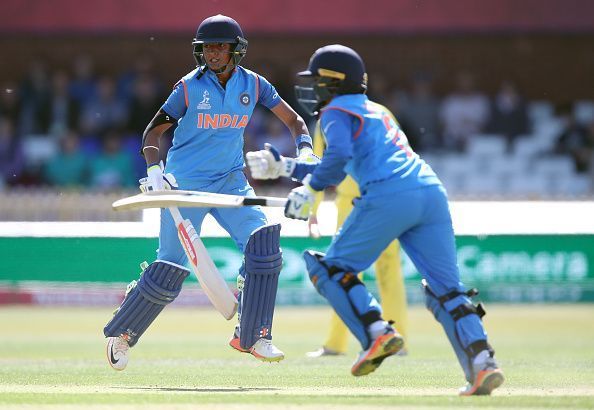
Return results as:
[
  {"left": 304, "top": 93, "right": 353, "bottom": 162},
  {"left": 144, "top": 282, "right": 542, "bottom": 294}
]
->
[{"left": 323, "top": 194, "right": 409, "bottom": 353}]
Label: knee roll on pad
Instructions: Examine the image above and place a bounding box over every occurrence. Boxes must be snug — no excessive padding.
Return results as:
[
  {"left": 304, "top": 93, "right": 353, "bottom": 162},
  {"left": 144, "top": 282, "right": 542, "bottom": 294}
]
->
[
  {"left": 104, "top": 261, "right": 189, "bottom": 347},
  {"left": 304, "top": 250, "right": 381, "bottom": 350},
  {"left": 423, "top": 279, "right": 492, "bottom": 382},
  {"left": 239, "top": 224, "right": 282, "bottom": 349}
]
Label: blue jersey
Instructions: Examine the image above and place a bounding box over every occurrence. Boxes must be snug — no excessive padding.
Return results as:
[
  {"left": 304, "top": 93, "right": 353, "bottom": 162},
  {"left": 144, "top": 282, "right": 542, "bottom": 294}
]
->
[
  {"left": 309, "top": 94, "right": 439, "bottom": 192},
  {"left": 162, "top": 66, "right": 281, "bottom": 186}
]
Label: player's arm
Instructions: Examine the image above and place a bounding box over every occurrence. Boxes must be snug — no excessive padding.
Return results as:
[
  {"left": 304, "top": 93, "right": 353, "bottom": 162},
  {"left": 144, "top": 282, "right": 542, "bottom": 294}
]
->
[
  {"left": 141, "top": 109, "right": 176, "bottom": 165},
  {"left": 284, "top": 110, "right": 354, "bottom": 221},
  {"left": 270, "top": 100, "right": 312, "bottom": 152},
  {"left": 300, "top": 109, "right": 353, "bottom": 191},
  {"left": 256, "top": 74, "right": 312, "bottom": 153},
  {"left": 139, "top": 81, "right": 185, "bottom": 191}
]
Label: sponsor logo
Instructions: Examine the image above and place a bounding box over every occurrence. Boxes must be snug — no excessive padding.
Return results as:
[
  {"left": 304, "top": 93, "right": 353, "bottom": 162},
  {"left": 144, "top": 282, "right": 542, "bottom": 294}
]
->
[
  {"left": 197, "top": 113, "right": 249, "bottom": 129},
  {"left": 178, "top": 223, "right": 198, "bottom": 266},
  {"left": 197, "top": 90, "right": 211, "bottom": 110},
  {"left": 259, "top": 327, "right": 269, "bottom": 338},
  {"left": 240, "top": 93, "right": 250, "bottom": 106},
  {"left": 109, "top": 345, "right": 119, "bottom": 365}
]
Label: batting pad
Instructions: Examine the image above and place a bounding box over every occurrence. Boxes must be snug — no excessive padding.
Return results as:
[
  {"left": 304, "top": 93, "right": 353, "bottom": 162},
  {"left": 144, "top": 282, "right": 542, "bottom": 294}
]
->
[
  {"left": 423, "top": 280, "right": 490, "bottom": 383},
  {"left": 104, "top": 261, "right": 189, "bottom": 347},
  {"left": 239, "top": 224, "right": 282, "bottom": 349},
  {"left": 304, "top": 251, "right": 382, "bottom": 350}
]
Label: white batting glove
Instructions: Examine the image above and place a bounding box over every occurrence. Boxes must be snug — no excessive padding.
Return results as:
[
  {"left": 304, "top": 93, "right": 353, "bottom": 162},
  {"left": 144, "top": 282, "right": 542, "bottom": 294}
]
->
[
  {"left": 284, "top": 174, "right": 317, "bottom": 221},
  {"left": 246, "top": 143, "right": 296, "bottom": 180},
  {"left": 296, "top": 146, "right": 320, "bottom": 165},
  {"left": 139, "top": 161, "right": 178, "bottom": 192}
]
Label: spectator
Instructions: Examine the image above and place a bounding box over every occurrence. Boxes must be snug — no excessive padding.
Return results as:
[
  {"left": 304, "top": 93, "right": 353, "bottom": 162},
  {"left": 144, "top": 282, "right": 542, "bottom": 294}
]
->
[
  {"left": 397, "top": 74, "right": 441, "bottom": 152},
  {"left": 43, "top": 131, "right": 87, "bottom": 187},
  {"left": 19, "top": 60, "right": 51, "bottom": 135},
  {"left": 0, "top": 117, "right": 24, "bottom": 188},
  {"left": 555, "top": 104, "right": 594, "bottom": 173},
  {"left": 440, "top": 71, "right": 490, "bottom": 151},
  {"left": 487, "top": 81, "right": 529, "bottom": 146},
  {"left": 69, "top": 55, "right": 97, "bottom": 106},
  {"left": 127, "top": 74, "right": 163, "bottom": 135},
  {"left": 117, "top": 53, "right": 161, "bottom": 103},
  {"left": 89, "top": 131, "right": 136, "bottom": 189},
  {"left": 0, "top": 82, "right": 22, "bottom": 130},
  {"left": 47, "top": 71, "right": 81, "bottom": 136},
  {"left": 80, "top": 76, "right": 128, "bottom": 137}
]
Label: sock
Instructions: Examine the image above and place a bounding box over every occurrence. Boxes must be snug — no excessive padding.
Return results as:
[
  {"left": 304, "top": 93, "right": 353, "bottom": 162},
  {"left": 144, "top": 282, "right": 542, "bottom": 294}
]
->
[
  {"left": 368, "top": 320, "right": 389, "bottom": 340},
  {"left": 473, "top": 349, "right": 491, "bottom": 366}
]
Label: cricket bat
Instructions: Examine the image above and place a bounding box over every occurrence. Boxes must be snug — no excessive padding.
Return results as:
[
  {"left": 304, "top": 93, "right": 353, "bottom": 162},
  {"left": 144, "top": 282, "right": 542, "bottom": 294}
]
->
[
  {"left": 168, "top": 206, "right": 238, "bottom": 320},
  {"left": 112, "top": 190, "right": 287, "bottom": 211}
]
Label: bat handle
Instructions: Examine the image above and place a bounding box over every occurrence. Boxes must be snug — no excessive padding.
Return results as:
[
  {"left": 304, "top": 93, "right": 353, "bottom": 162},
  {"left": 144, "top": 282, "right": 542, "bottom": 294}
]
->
[{"left": 168, "top": 207, "right": 183, "bottom": 225}]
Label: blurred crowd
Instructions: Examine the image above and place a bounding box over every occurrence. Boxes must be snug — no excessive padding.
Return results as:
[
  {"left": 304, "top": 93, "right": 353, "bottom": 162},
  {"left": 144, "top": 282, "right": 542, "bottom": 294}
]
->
[{"left": 2, "top": 56, "right": 594, "bottom": 195}]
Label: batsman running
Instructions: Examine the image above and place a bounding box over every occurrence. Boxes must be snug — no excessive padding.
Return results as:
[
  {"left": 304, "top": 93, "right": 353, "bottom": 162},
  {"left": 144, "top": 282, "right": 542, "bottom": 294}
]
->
[
  {"left": 246, "top": 45, "right": 505, "bottom": 395},
  {"left": 104, "top": 14, "right": 314, "bottom": 370}
]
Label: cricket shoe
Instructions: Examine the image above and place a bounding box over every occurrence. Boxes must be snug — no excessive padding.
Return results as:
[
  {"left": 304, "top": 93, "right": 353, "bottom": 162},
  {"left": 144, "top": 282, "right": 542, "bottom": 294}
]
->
[
  {"left": 459, "top": 356, "right": 505, "bottom": 396},
  {"left": 306, "top": 346, "right": 345, "bottom": 358},
  {"left": 351, "top": 330, "right": 404, "bottom": 376},
  {"left": 106, "top": 335, "right": 130, "bottom": 371},
  {"left": 229, "top": 328, "right": 285, "bottom": 362}
]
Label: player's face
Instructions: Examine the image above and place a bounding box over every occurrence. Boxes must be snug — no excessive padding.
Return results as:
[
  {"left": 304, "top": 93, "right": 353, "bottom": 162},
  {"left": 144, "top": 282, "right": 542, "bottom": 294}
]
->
[{"left": 203, "top": 43, "right": 232, "bottom": 71}]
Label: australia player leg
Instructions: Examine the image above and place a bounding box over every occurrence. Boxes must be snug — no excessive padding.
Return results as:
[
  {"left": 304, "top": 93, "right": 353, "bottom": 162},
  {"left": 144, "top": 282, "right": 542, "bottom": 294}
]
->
[
  {"left": 213, "top": 171, "right": 284, "bottom": 362},
  {"left": 399, "top": 185, "right": 504, "bottom": 395},
  {"left": 103, "top": 206, "right": 208, "bottom": 371}
]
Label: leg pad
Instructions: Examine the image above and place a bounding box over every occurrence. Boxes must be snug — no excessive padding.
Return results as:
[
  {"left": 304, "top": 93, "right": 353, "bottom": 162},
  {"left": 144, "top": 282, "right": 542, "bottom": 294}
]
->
[
  {"left": 104, "top": 261, "right": 189, "bottom": 347},
  {"left": 239, "top": 224, "right": 282, "bottom": 349},
  {"left": 304, "top": 250, "right": 382, "bottom": 350}
]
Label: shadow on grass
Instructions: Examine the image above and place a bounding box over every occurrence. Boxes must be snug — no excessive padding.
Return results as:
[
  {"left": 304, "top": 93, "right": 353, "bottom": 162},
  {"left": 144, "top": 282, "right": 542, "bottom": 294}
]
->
[{"left": 114, "top": 386, "right": 279, "bottom": 393}]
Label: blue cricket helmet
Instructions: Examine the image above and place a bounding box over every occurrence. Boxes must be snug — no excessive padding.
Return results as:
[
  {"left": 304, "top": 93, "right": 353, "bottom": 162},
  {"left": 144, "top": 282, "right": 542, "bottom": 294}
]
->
[
  {"left": 295, "top": 44, "right": 368, "bottom": 115},
  {"left": 192, "top": 14, "right": 248, "bottom": 73}
]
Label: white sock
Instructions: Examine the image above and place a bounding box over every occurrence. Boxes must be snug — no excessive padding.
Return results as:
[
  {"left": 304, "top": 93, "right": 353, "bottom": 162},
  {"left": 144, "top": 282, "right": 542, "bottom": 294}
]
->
[
  {"left": 473, "top": 349, "right": 491, "bottom": 365},
  {"left": 368, "top": 320, "right": 388, "bottom": 339}
]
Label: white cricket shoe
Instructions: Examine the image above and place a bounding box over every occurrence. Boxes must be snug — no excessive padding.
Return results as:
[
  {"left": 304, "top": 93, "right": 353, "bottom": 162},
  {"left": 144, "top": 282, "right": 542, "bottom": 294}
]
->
[
  {"left": 106, "top": 336, "right": 130, "bottom": 371},
  {"left": 251, "top": 338, "right": 285, "bottom": 362}
]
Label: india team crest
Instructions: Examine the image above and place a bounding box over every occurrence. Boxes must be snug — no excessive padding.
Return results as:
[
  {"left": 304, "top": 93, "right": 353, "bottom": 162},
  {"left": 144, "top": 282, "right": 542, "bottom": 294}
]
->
[
  {"left": 197, "top": 90, "right": 211, "bottom": 110},
  {"left": 240, "top": 93, "right": 250, "bottom": 106}
]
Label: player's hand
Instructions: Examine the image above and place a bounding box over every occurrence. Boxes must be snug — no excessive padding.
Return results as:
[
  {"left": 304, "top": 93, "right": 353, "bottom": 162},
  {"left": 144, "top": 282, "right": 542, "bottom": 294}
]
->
[
  {"left": 296, "top": 146, "right": 321, "bottom": 166},
  {"left": 139, "top": 161, "right": 178, "bottom": 192},
  {"left": 308, "top": 214, "right": 321, "bottom": 238},
  {"left": 246, "top": 143, "right": 296, "bottom": 180},
  {"left": 285, "top": 174, "right": 316, "bottom": 221}
]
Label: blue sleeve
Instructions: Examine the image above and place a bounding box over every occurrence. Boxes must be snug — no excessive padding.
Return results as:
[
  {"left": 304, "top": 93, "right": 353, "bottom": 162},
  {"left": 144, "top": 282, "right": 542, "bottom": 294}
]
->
[
  {"left": 302, "top": 109, "right": 354, "bottom": 191},
  {"left": 161, "top": 82, "right": 187, "bottom": 120},
  {"left": 256, "top": 75, "right": 281, "bottom": 109}
]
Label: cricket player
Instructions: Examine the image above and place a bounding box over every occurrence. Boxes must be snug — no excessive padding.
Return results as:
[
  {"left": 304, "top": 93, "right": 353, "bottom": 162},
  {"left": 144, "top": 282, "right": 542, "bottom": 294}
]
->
[
  {"left": 246, "top": 45, "right": 504, "bottom": 395},
  {"left": 103, "top": 14, "right": 314, "bottom": 370},
  {"left": 306, "top": 122, "right": 409, "bottom": 358}
]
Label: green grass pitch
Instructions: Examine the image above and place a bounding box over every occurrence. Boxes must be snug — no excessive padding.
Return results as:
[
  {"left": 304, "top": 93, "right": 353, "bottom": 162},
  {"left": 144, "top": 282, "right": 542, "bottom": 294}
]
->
[{"left": 0, "top": 304, "right": 593, "bottom": 409}]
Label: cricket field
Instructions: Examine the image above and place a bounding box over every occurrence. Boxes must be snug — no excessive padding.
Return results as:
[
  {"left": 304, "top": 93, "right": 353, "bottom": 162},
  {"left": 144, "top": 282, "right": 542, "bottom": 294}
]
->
[{"left": 0, "top": 304, "right": 593, "bottom": 409}]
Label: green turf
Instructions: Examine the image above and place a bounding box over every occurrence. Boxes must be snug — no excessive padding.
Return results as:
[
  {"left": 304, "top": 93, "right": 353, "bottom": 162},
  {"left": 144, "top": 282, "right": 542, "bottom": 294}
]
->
[{"left": 0, "top": 305, "right": 593, "bottom": 409}]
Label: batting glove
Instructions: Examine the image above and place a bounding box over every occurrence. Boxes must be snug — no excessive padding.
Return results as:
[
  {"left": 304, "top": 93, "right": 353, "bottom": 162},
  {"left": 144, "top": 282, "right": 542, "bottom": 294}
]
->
[
  {"left": 284, "top": 174, "right": 317, "bottom": 220},
  {"left": 139, "top": 161, "right": 178, "bottom": 192},
  {"left": 246, "top": 143, "right": 296, "bottom": 180}
]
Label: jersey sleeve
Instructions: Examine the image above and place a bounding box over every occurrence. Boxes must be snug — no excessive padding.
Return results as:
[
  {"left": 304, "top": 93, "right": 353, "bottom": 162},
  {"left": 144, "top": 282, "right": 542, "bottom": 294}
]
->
[
  {"left": 256, "top": 75, "right": 282, "bottom": 109},
  {"left": 161, "top": 81, "right": 187, "bottom": 120},
  {"left": 308, "top": 109, "right": 355, "bottom": 191}
]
